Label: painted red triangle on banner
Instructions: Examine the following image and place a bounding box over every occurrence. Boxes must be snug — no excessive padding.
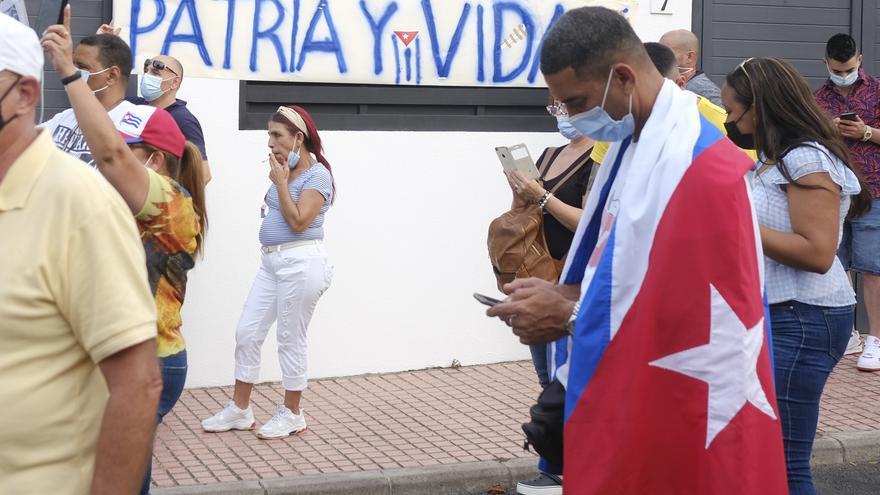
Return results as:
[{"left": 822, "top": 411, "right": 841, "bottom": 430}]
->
[{"left": 394, "top": 31, "right": 419, "bottom": 47}]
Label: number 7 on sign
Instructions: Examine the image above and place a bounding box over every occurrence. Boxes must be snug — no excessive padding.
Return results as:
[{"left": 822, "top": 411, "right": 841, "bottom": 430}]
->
[{"left": 651, "top": 0, "right": 673, "bottom": 15}]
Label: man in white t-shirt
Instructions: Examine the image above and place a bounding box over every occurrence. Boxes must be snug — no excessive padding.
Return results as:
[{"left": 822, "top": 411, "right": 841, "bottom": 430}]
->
[{"left": 40, "top": 33, "right": 135, "bottom": 166}]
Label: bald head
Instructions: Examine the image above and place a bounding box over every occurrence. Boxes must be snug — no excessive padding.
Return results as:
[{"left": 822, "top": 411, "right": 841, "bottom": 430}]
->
[
  {"left": 153, "top": 55, "right": 184, "bottom": 80},
  {"left": 659, "top": 29, "right": 700, "bottom": 70}
]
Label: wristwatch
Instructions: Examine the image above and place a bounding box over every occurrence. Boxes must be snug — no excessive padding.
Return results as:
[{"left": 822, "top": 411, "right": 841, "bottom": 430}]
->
[
  {"left": 863, "top": 126, "right": 873, "bottom": 142},
  {"left": 564, "top": 301, "right": 581, "bottom": 336}
]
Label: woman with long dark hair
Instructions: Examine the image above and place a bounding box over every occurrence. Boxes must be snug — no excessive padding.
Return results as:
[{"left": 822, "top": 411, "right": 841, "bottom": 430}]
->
[
  {"left": 722, "top": 57, "right": 870, "bottom": 495},
  {"left": 202, "top": 105, "right": 334, "bottom": 439}
]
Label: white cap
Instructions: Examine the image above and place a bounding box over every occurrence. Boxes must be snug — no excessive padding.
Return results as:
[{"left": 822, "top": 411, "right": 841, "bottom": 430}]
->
[{"left": 0, "top": 13, "right": 43, "bottom": 81}]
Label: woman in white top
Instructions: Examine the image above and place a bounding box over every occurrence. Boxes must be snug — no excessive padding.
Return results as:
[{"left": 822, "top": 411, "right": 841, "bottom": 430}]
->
[
  {"left": 722, "top": 57, "right": 871, "bottom": 495},
  {"left": 202, "top": 106, "right": 334, "bottom": 439}
]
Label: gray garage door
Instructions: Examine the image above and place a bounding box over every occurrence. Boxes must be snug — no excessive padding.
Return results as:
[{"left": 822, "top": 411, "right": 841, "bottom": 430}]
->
[{"left": 694, "top": 0, "right": 864, "bottom": 90}]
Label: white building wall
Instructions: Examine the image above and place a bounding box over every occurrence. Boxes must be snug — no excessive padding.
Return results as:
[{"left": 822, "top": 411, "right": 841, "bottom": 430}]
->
[{"left": 178, "top": 3, "right": 694, "bottom": 388}]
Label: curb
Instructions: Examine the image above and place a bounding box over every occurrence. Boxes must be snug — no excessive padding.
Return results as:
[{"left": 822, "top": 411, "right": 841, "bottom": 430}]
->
[{"left": 153, "top": 431, "right": 880, "bottom": 495}]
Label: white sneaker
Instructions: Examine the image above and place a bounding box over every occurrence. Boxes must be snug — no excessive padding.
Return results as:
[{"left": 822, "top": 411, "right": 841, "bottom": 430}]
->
[
  {"left": 845, "top": 329, "right": 864, "bottom": 355},
  {"left": 857, "top": 336, "right": 880, "bottom": 372},
  {"left": 256, "top": 405, "right": 307, "bottom": 439},
  {"left": 201, "top": 401, "right": 256, "bottom": 432}
]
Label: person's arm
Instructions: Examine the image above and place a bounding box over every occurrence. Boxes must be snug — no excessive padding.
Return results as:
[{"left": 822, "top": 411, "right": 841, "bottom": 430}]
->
[
  {"left": 202, "top": 160, "right": 212, "bottom": 184},
  {"left": 486, "top": 278, "right": 579, "bottom": 345},
  {"left": 760, "top": 172, "right": 841, "bottom": 273},
  {"left": 508, "top": 170, "right": 583, "bottom": 231},
  {"left": 41, "top": 9, "right": 149, "bottom": 213},
  {"left": 268, "top": 154, "right": 326, "bottom": 233},
  {"left": 177, "top": 118, "right": 211, "bottom": 184},
  {"left": 836, "top": 115, "right": 880, "bottom": 145},
  {"left": 91, "top": 340, "right": 162, "bottom": 495}
]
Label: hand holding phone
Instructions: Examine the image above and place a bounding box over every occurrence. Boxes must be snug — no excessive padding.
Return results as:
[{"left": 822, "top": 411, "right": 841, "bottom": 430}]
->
[
  {"left": 37, "top": 0, "right": 69, "bottom": 35},
  {"left": 839, "top": 112, "right": 858, "bottom": 122},
  {"left": 473, "top": 293, "right": 503, "bottom": 307},
  {"left": 496, "top": 144, "right": 540, "bottom": 180}
]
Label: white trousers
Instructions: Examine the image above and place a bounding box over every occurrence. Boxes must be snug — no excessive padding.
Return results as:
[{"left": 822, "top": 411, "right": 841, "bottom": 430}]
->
[{"left": 234, "top": 243, "right": 332, "bottom": 391}]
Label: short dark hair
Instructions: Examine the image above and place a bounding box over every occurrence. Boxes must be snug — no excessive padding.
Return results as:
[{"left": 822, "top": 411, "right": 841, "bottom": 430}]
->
[
  {"left": 644, "top": 42, "right": 677, "bottom": 79},
  {"left": 826, "top": 33, "right": 858, "bottom": 63},
  {"left": 79, "top": 34, "right": 133, "bottom": 82},
  {"left": 540, "top": 7, "right": 643, "bottom": 78}
]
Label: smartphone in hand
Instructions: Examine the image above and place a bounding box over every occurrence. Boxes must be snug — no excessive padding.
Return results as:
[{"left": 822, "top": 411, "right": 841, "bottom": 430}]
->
[
  {"left": 37, "top": 0, "right": 69, "bottom": 35},
  {"left": 473, "top": 293, "right": 503, "bottom": 307},
  {"left": 839, "top": 111, "right": 858, "bottom": 122}
]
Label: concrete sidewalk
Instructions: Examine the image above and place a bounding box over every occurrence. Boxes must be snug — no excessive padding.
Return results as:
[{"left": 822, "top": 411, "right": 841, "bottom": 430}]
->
[{"left": 151, "top": 356, "right": 879, "bottom": 494}]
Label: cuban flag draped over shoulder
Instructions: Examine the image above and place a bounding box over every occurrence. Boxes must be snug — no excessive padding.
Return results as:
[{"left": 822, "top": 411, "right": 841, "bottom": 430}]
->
[{"left": 551, "top": 80, "right": 788, "bottom": 494}]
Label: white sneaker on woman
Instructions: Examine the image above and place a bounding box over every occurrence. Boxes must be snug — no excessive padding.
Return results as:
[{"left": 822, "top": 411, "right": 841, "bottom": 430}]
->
[
  {"left": 201, "top": 401, "right": 256, "bottom": 432},
  {"left": 256, "top": 405, "right": 307, "bottom": 439},
  {"left": 857, "top": 336, "right": 880, "bottom": 372},
  {"left": 845, "top": 329, "right": 863, "bottom": 355}
]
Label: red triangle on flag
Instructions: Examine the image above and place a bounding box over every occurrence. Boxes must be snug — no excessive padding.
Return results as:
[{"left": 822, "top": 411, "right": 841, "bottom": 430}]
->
[{"left": 394, "top": 31, "right": 419, "bottom": 47}]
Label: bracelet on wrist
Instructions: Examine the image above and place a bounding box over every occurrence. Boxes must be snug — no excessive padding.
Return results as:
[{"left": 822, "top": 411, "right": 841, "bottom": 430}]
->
[
  {"left": 61, "top": 71, "right": 81, "bottom": 86},
  {"left": 538, "top": 191, "right": 553, "bottom": 209}
]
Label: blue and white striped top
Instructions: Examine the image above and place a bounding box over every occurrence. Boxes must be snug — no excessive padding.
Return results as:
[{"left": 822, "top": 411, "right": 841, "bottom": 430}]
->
[
  {"left": 259, "top": 163, "right": 333, "bottom": 246},
  {"left": 752, "top": 143, "right": 860, "bottom": 307}
]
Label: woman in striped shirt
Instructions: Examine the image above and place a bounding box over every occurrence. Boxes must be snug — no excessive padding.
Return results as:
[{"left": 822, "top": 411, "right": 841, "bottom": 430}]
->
[{"left": 202, "top": 105, "right": 334, "bottom": 439}]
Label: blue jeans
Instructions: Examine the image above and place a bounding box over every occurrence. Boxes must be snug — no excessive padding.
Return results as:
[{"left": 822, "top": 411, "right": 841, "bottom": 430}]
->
[
  {"left": 529, "top": 344, "right": 550, "bottom": 389},
  {"left": 140, "top": 350, "right": 188, "bottom": 495},
  {"left": 771, "top": 302, "right": 851, "bottom": 495},
  {"left": 838, "top": 198, "right": 880, "bottom": 275}
]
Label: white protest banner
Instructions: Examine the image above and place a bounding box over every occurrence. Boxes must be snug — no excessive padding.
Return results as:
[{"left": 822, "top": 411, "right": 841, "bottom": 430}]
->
[
  {"left": 112, "top": 0, "right": 637, "bottom": 86},
  {"left": 1, "top": 0, "right": 29, "bottom": 25}
]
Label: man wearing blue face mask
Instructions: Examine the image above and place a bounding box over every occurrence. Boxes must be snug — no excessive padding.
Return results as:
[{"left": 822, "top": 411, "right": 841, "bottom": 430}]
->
[
  {"left": 488, "top": 7, "right": 775, "bottom": 493},
  {"left": 40, "top": 34, "right": 136, "bottom": 166},
  {"left": 814, "top": 33, "right": 880, "bottom": 372},
  {"left": 129, "top": 55, "right": 211, "bottom": 184}
]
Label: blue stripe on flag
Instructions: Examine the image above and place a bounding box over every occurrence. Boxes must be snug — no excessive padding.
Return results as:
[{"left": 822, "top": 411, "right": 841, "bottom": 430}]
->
[
  {"left": 554, "top": 137, "right": 632, "bottom": 374},
  {"left": 691, "top": 115, "right": 723, "bottom": 162},
  {"left": 564, "top": 226, "right": 615, "bottom": 422}
]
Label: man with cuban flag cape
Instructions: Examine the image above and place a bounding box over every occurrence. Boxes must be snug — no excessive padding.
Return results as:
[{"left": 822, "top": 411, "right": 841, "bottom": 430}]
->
[{"left": 488, "top": 7, "right": 788, "bottom": 494}]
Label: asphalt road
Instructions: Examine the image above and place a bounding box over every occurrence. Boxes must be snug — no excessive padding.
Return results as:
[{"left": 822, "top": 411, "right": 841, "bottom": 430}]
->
[{"left": 814, "top": 462, "right": 880, "bottom": 495}]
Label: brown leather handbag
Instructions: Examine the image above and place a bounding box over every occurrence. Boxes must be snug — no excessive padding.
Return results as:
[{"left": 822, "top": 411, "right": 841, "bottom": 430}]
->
[{"left": 487, "top": 148, "right": 588, "bottom": 291}]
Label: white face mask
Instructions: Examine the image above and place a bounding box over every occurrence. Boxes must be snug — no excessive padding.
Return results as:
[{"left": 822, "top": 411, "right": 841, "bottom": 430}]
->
[
  {"left": 140, "top": 73, "right": 174, "bottom": 102},
  {"left": 567, "top": 67, "right": 635, "bottom": 142},
  {"left": 829, "top": 68, "right": 858, "bottom": 87},
  {"left": 78, "top": 67, "right": 111, "bottom": 94}
]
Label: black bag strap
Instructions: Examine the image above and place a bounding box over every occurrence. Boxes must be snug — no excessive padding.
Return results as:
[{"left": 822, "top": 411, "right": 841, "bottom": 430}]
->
[
  {"left": 548, "top": 151, "right": 592, "bottom": 195},
  {"left": 537, "top": 147, "right": 564, "bottom": 180}
]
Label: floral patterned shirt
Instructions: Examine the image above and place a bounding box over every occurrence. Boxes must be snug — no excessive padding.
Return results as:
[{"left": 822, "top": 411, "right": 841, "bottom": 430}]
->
[
  {"left": 814, "top": 69, "right": 880, "bottom": 198},
  {"left": 136, "top": 168, "right": 200, "bottom": 357}
]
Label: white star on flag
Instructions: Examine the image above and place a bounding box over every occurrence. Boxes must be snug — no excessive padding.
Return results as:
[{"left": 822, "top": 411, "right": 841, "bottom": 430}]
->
[
  {"left": 650, "top": 284, "right": 776, "bottom": 449},
  {"left": 403, "top": 33, "right": 409, "bottom": 39}
]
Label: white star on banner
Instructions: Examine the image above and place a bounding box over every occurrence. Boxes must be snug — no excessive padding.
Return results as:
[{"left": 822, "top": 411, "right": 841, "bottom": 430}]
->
[{"left": 649, "top": 284, "right": 776, "bottom": 449}]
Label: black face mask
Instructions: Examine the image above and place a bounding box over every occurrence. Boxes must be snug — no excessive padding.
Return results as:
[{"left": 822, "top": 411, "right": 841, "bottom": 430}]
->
[
  {"left": 0, "top": 76, "right": 21, "bottom": 133},
  {"left": 724, "top": 114, "right": 755, "bottom": 150}
]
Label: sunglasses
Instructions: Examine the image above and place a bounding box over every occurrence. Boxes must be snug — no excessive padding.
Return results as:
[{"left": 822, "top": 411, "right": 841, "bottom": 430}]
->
[
  {"left": 546, "top": 100, "right": 568, "bottom": 117},
  {"left": 144, "top": 59, "right": 178, "bottom": 77}
]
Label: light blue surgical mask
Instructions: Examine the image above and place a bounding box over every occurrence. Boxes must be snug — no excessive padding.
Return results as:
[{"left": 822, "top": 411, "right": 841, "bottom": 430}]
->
[
  {"left": 286, "top": 144, "right": 301, "bottom": 168},
  {"left": 556, "top": 116, "right": 581, "bottom": 140},
  {"left": 78, "top": 66, "right": 109, "bottom": 83},
  {"left": 78, "top": 67, "right": 112, "bottom": 94},
  {"left": 829, "top": 69, "right": 858, "bottom": 87},
  {"left": 568, "top": 67, "right": 635, "bottom": 142},
  {"left": 140, "top": 73, "right": 172, "bottom": 102}
]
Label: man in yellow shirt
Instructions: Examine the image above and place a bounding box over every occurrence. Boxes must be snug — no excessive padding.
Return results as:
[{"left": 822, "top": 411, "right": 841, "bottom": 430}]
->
[
  {"left": 591, "top": 42, "right": 757, "bottom": 165},
  {"left": 0, "top": 14, "right": 161, "bottom": 495}
]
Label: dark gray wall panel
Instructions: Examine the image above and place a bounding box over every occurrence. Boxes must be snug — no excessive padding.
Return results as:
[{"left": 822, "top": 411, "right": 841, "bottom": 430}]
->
[
  {"left": 240, "top": 82, "right": 555, "bottom": 132},
  {"left": 697, "top": 0, "right": 857, "bottom": 90},
  {"left": 23, "top": 0, "right": 112, "bottom": 121}
]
